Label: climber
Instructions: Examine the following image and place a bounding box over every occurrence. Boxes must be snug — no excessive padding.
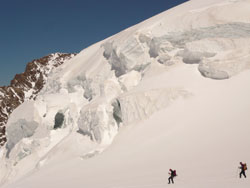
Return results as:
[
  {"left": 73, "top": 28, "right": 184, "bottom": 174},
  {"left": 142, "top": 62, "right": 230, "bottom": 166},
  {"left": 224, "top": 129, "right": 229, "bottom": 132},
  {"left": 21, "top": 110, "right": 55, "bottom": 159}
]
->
[
  {"left": 239, "top": 162, "right": 247, "bottom": 178},
  {"left": 168, "top": 169, "right": 177, "bottom": 184}
]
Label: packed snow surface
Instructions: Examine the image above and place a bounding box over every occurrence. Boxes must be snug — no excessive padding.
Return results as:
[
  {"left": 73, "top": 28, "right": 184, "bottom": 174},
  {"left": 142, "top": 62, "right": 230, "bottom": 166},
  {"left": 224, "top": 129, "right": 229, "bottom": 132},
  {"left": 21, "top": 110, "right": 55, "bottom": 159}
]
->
[{"left": 1, "top": 0, "right": 250, "bottom": 187}]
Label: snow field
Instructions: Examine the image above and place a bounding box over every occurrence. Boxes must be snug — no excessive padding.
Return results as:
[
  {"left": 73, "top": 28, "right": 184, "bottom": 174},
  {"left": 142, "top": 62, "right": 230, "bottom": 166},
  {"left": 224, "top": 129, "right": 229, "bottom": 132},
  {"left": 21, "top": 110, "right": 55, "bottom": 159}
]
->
[{"left": 4, "top": 66, "right": 250, "bottom": 188}]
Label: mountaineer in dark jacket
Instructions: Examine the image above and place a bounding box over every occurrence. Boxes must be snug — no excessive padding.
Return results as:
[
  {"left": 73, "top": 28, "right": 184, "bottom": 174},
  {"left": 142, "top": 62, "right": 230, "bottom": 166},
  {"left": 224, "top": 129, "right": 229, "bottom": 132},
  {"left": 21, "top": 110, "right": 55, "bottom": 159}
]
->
[
  {"left": 239, "top": 162, "right": 247, "bottom": 178},
  {"left": 168, "top": 169, "right": 177, "bottom": 184}
]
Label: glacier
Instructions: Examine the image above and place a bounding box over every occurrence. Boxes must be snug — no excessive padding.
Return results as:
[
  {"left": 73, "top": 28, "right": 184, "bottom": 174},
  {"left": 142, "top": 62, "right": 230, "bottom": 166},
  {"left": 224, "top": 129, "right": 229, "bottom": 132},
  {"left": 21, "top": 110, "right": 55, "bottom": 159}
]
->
[{"left": 1, "top": 0, "right": 250, "bottom": 187}]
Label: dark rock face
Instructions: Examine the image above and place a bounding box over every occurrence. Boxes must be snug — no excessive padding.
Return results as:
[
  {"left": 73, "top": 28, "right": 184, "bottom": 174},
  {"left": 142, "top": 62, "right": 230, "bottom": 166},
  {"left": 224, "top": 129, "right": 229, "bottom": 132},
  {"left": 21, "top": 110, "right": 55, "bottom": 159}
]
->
[{"left": 0, "top": 53, "right": 76, "bottom": 146}]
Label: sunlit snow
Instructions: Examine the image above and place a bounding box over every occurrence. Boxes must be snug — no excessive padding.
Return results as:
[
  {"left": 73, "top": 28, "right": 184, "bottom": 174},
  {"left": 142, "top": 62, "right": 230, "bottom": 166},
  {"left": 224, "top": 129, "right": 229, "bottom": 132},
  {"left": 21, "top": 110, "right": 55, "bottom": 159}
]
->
[{"left": 1, "top": 0, "right": 250, "bottom": 187}]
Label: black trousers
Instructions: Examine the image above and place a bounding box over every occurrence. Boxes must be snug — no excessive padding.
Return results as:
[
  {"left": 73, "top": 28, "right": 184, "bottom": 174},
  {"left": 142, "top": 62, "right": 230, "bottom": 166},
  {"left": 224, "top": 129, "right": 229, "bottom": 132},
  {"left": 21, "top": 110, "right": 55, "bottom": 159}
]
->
[
  {"left": 240, "top": 170, "right": 246, "bottom": 178},
  {"left": 168, "top": 176, "right": 174, "bottom": 184}
]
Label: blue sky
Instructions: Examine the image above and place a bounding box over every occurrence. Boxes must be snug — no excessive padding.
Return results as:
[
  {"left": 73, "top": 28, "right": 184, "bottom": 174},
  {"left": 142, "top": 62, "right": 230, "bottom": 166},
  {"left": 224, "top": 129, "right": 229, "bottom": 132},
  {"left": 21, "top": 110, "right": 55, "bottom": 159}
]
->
[{"left": 0, "top": 0, "right": 187, "bottom": 86}]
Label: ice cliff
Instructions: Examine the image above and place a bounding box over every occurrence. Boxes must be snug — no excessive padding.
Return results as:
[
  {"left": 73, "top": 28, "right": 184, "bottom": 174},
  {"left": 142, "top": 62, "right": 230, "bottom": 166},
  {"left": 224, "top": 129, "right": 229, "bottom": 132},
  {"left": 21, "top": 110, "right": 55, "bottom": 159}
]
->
[{"left": 0, "top": 53, "right": 76, "bottom": 146}]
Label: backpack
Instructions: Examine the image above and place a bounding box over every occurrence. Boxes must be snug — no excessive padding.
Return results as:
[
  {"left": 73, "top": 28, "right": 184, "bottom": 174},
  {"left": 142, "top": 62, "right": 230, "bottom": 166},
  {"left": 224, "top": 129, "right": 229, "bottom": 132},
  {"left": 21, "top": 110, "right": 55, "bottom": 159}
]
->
[
  {"left": 173, "top": 170, "right": 177, "bottom": 176},
  {"left": 243, "top": 163, "right": 247, "bottom": 170}
]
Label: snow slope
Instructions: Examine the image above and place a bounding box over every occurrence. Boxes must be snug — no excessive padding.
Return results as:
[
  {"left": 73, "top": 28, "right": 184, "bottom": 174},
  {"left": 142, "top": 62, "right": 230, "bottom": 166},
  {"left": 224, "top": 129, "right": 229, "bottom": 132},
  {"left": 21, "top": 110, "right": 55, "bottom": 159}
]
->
[
  {"left": 3, "top": 64, "right": 250, "bottom": 188},
  {"left": 1, "top": 0, "right": 250, "bottom": 187}
]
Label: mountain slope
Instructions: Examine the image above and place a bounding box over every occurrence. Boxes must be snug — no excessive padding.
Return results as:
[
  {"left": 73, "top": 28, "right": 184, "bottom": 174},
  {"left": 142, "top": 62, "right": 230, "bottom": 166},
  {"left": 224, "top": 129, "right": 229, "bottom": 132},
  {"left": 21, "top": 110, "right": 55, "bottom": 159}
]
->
[{"left": 1, "top": 0, "right": 250, "bottom": 187}]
